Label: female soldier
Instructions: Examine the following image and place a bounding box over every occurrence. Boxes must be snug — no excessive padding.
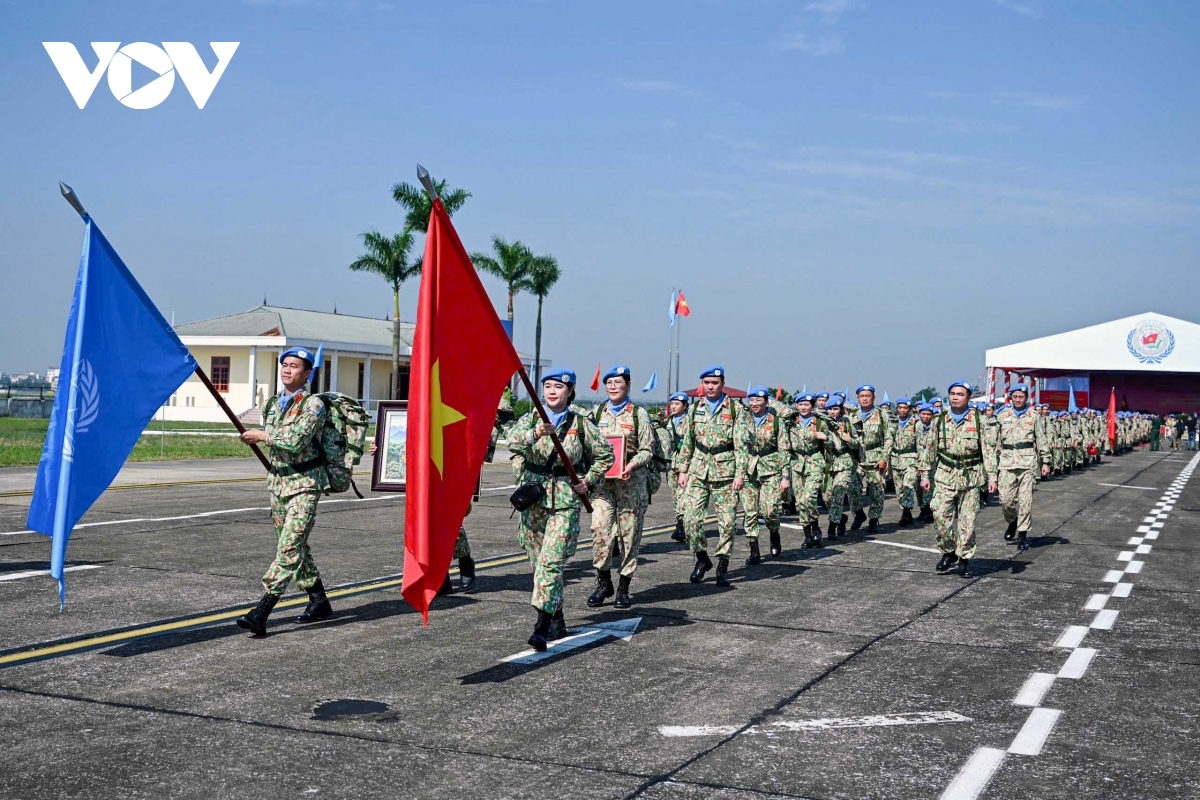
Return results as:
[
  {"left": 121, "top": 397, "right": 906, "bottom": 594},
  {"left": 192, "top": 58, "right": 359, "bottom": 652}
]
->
[
  {"left": 509, "top": 369, "right": 613, "bottom": 651},
  {"left": 789, "top": 392, "right": 829, "bottom": 548},
  {"left": 823, "top": 394, "right": 861, "bottom": 541}
]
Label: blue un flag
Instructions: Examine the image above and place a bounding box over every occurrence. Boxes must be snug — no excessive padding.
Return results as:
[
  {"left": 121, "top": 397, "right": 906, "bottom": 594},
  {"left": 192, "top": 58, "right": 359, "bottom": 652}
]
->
[{"left": 27, "top": 220, "right": 198, "bottom": 605}]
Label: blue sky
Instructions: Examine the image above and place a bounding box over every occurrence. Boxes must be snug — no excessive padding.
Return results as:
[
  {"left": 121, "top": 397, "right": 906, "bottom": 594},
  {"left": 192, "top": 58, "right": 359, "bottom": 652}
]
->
[{"left": 2, "top": 0, "right": 1197, "bottom": 398}]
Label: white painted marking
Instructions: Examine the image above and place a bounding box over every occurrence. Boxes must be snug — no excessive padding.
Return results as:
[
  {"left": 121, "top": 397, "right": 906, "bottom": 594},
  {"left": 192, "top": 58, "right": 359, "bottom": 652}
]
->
[
  {"left": 1058, "top": 647, "right": 1097, "bottom": 679},
  {"left": 1126, "top": 561, "right": 1144, "bottom": 573},
  {"left": 659, "top": 724, "right": 738, "bottom": 737},
  {"left": 1150, "top": 522, "right": 1165, "bottom": 529},
  {"left": 1136, "top": 526, "right": 1151, "bottom": 534},
  {"left": 1127, "top": 537, "right": 1144, "bottom": 545},
  {"left": 779, "top": 522, "right": 807, "bottom": 531},
  {"left": 1111, "top": 583, "right": 1133, "bottom": 598},
  {"left": 767, "top": 710, "right": 971, "bottom": 732},
  {"left": 940, "top": 747, "right": 1007, "bottom": 800},
  {"left": 1054, "top": 626, "right": 1088, "bottom": 649},
  {"left": 482, "top": 484, "right": 518, "bottom": 492},
  {"left": 501, "top": 617, "right": 641, "bottom": 664},
  {"left": 1013, "top": 672, "right": 1057, "bottom": 707},
  {"left": 1117, "top": 551, "right": 1134, "bottom": 562},
  {"left": 1144, "top": 530, "right": 1159, "bottom": 540},
  {"left": 1091, "top": 609, "right": 1119, "bottom": 630},
  {"left": 866, "top": 539, "right": 941, "bottom": 554},
  {"left": 0, "top": 495, "right": 404, "bottom": 536},
  {"left": 1136, "top": 544, "right": 1152, "bottom": 554},
  {"left": 1084, "top": 594, "right": 1109, "bottom": 611},
  {"left": 1098, "top": 483, "right": 1156, "bottom": 490},
  {"left": 1008, "top": 707, "right": 1062, "bottom": 756},
  {"left": 0, "top": 564, "right": 102, "bottom": 582},
  {"left": 1155, "top": 513, "right": 1169, "bottom": 520},
  {"left": 1161, "top": 504, "right": 1174, "bottom": 511},
  {"left": 1141, "top": 517, "right": 1158, "bottom": 524},
  {"left": 1102, "top": 570, "right": 1124, "bottom": 583}
]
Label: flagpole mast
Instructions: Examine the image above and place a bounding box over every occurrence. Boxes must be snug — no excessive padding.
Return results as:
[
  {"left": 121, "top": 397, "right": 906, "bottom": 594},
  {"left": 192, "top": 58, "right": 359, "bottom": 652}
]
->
[
  {"left": 415, "top": 164, "right": 591, "bottom": 512},
  {"left": 666, "top": 288, "right": 674, "bottom": 401},
  {"left": 193, "top": 366, "right": 271, "bottom": 471}
]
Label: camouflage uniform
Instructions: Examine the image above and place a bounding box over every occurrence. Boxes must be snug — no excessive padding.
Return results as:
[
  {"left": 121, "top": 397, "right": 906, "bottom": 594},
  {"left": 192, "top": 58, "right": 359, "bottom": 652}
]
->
[
  {"left": 509, "top": 409, "right": 613, "bottom": 613},
  {"left": 995, "top": 405, "right": 1050, "bottom": 533},
  {"left": 678, "top": 395, "right": 748, "bottom": 558},
  {"left": 789, "top": 414, "right": 829, "bottom": 526},
  {"left": 921, "top": 409, "right": 996, "bottom": 560},
  {"left": 736, "top": 407, "right": 792, "bottom": 545},
  {"left": 915, "top": 418, "right": 936, "bottom": 514},
  {"left": 261, "top": 390, "right": 329, "bottom": 596},
  {"left": 850, "top": 407, "right": 894, "bottom": 522},
  {"left": 590, "top": 402, "right": 655, "bottom": 577},
  {"left": 824, "top": 416, "right": 860, "bottom": 526},
  {"left": 659, "top": 411, "right": 689, "bottom": 524},
  {"left": 892, "top": 415, "right": 920, "bottom": 511}
]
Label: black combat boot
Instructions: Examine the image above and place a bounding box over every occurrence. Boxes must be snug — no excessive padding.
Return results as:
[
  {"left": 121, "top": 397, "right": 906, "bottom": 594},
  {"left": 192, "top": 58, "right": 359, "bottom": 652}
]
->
[
  {"left": 935, "top": 552, "right": 958, "bottom": 573},
  {"left": 528, "top": 610, "right": 552, "bottom": 651},
  {"left": 920, "top": 505, "right": 934, "bottom": 523},
  {"left": 801, "top": 524, "right": 814, "bottom": 549},
  {"left": 769, "top": 529, "right": 782, "bottom": 557},
  {"left": 1017, "top": 531, "right": 1029, "bottom": 551},
  {"left": 979, "top": 489, "right": 988, "bottom": 507},
  {"left": 745, "top": 539, "right": 762, "bottom": 566},
  {"left": 1004, "top": 521, "right": 1018, "bottom": 541},
  {"left": 690, "top": 551, "right": 713, "bottom": 583},
  {"left": 811, "top": 522, "right": 823, "bottom": 547},
  {"left": 587, "top": 569, "right": 614, "bottom": 607},
  {"left": 614, "top": 575, "right": 632, "bottom": 609},
  {"left": 436, "top": 573, "right": 455, "bottom": 597},
  {"left": 826, "top": 520, "right": 839, "bottom": 541},
  {"left": 867, "top": 518, "right": 879, "bottom": 533},
  {"left": 838, "top": 519, "right": 847, "bottom": 537},
  {"left": 236, "top": 593, "right": 279, "bottom": 637},
  {"left": 850, "top": 509, "right": 867, "bottom": 531},
  {"left": 899, "top": 508, "right": 913, "bottom": 527},
  {"left": 957, "top": 558, "right": 976, "bottom": 578},
  {"left": 715, "top": 556, "right": 731, "bottom": 587},
  {"left": 458, "top": 556, "right": 477, "bottom": 593},
  {"left": 547, "top": 608, "right": 567, "bottom": 641},
  {"left": 672, "top": 517, "right": 687, "bottom": 542},
  {"left": 296, "top": 580, "right": 333, "bottom": 623}
]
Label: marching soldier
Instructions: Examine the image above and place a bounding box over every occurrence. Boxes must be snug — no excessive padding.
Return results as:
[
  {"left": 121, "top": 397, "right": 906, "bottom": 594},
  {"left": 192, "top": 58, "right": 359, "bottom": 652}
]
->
[
  {"left": 891, "top": 398, "right": 920, "bottom": 526},
  {"left": 823, "top": 394, "right": 860, "bottom": 541},
  {"left": 587, "top": 365, "right": 656, "bottom": 610},
  {"left": 994, "top": 384, "right": 1051, "bottom": 551},
  {"left": 677, "top": 365, "right": 748, "bottom": 586},
  {"left": 738, "top": 386, "right": 793, "bottom": 564},
  {"left": 789, "top": 392, "right": 830, "bottom": 547},
  {"left": 509, "top": 369, "right": 613, "bottom": 651},
  {"left": 236, "top": 347, "right": 332, "bottom": 637},
  {"left": 664, "top": 391, "right": 691, "bottom": 542},
  {"left": 850, "top": 385, "right": 893, "bottom": 533},
  {"left": 920, "top": 381, "right": 997, "bottom": 578},
  {"left": 915, "top": 403, "right": 936, "bottom": 522}
]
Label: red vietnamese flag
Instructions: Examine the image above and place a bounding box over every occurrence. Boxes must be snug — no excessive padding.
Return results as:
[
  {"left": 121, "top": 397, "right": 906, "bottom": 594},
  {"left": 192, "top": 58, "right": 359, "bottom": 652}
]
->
[
  {"left": 675, "top": 291, "right": 691, "bottom": 317},
  {"left": 402, "top": 199, "right": 524, "bottom": 622},
  {"left": 589, "top": 363, "right": 602, "bottom": 392},
  {"left": 1106, "top": 387, "right": 1118, "bottom": 450}
]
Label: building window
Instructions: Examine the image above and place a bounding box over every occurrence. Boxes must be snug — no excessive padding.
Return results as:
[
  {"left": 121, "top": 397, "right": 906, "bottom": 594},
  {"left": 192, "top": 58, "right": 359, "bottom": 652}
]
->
[
  {"left": 357, "top": 362, "right": 365, "bottom": 399},
  {"left": 324, "top": 363, "right": 332, "bottom": 392},
  {"left": 211, "top": 357, "right": 230, "bottom": 392}
]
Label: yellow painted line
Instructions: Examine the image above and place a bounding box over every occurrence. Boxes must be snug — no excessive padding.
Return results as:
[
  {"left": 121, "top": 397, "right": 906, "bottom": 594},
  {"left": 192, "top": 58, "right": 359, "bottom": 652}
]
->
[{"left": 0, "top": 515, "right": 712, "bottom": 669}]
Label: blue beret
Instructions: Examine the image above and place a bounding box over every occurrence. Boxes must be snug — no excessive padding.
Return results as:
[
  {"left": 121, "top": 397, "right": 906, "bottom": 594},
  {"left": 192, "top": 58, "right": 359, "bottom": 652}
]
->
[
  {"left": 542, "top": 368, "right": 576, "bottom": 385},
  {"left": 880, "top": 399, "right": 892, "bottom": 407},
  {"left": 699, "top": 364, "right": 725, "bottom": 379},
  {"left": 826, "top": 393, "right": 846, "bottom": 409},
  {"left": 948, "top": 380, "right": 971, "bottom": 393},
  {"left": 816, "top": 391, "right": 830, "bottom": 400},
  {"left": 747, "top": 385, "right": 770, "bottom": 399},
  {"left": 1011, "top": 384, "right": 1029, "bottom": 394},
  {"left": 602, "top": 364, "right": 631, "bottom": 383},
  {"left": 932, "top": 396, "right": 943, "bottom": 404},
  {"left": 856, "top": 384, "right": 875, "bottom": 395},
  {"left": 895, "top": 397, "right": 911, "bottom": 406},
  {"left": 280, "top": 346, "right": 315, "bottom": 367},
  {"left": 793, "top": 392, "right": 816, "bottom": 404},
  {"left": 917, "top": 403, "right": 933, "bottom": 412},
  {"left": 669, "top": 392, "right": 689, "bottom": 404}
]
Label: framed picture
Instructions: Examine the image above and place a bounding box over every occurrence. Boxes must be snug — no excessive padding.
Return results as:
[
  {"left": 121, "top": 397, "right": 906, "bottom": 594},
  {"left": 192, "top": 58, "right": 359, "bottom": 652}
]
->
[
  {"left": 605, "top": 435, "right": 626, "bottom": 479},
  {"left": 371, "top": 401, "right": 409, "bottom": 492}
]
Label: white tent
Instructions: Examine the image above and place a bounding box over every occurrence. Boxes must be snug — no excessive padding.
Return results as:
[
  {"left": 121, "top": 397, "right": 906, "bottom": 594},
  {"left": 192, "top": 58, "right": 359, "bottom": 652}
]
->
[{"left": 986, "top": 312, "right": 1200, "bottom": 374}]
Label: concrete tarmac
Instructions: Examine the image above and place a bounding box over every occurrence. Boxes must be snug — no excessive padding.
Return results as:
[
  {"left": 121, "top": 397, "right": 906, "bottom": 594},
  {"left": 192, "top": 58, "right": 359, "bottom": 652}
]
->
[{"left": 0, "top": 451, "right": 1197, "bottom": 799}]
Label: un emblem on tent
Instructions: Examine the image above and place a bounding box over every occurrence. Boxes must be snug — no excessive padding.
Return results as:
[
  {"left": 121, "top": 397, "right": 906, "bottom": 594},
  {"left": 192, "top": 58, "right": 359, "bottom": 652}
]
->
[{"left": 1126, "top": 320, "right": 1175, "bottom": 365}]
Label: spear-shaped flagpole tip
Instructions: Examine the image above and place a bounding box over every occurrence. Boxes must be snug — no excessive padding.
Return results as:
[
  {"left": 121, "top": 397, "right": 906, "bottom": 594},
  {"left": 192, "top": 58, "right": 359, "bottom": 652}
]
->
[
  {"left": 59, "top": 182, "right": 88, "bottom": 220},
  {"left": 416, "top": 164, "right": 441, "bottom": 203}
]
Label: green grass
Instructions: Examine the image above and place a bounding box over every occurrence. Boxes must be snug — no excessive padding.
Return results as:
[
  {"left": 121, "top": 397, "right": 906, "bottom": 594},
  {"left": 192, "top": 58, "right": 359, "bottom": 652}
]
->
[{"left": 0, "top": 418, "right": 256, "bottom": 467}]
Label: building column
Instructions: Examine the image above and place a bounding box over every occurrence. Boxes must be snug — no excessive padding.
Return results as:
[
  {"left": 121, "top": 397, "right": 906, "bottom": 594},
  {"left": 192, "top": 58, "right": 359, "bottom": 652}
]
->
[
  {"left": 363, "top": 355, "right": 372, "bottom": 411},
  {"left": 329, "top": 351, "right": 339, "bottom": 394},
  {"left": 248, "top": 346, "right": 258, "bottom": 407}
]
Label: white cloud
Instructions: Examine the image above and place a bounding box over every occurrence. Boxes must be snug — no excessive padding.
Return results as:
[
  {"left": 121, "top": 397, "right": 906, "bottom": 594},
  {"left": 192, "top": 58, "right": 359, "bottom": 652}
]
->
[
  {"left": 775, "top": 31, "right": 845, "bottom": 57},
  {"left": 993, "top": 0, "right": 1041, "bottom": 18},
  {"left": 803, "top": 0, "right": 862, "bottom": 19},
  {"left": 995, "top": 92, "right": 1087, "bottom": 110}
]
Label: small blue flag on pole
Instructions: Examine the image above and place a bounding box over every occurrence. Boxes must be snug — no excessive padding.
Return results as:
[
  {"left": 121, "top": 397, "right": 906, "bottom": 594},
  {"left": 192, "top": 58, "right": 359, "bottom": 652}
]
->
[
  {"left": 1068, "top": 381, "right": 1078, "bottom": 413},
  {"left": 309, "top": 343, "right": 325, "bottom": 388},
  {"left": 669, "top": 290, "right": 677, "bottom": 326},
  {"left": 641, "top": 371, "right": 658, "bottom": 393},
  {"left": 27, "top": 219, "right": 198, "bottom": 606}
]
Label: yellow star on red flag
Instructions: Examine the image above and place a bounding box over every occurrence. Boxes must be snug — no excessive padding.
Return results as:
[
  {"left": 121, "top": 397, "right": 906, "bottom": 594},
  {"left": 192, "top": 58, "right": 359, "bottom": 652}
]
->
[{"left": 428, "top": 359, "right": 465, "bottom": 477}]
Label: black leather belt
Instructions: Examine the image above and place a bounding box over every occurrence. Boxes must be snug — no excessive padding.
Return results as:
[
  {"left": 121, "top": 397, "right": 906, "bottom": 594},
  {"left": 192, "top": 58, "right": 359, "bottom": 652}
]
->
[
  {"left": 939, "top": 454, "right": 981, "bottom": 467},
  {"left": 523, "top": 461, "right": 572, "bottom": 478},
  {"left": 697, "top": 442, "right": 734, "bottom": 455},
  {"left": 270, "top": 456, "right": 324, "bottom": 476},
  {"left": 1002, "top": 442, "right": 1035, "bottom": 450}
]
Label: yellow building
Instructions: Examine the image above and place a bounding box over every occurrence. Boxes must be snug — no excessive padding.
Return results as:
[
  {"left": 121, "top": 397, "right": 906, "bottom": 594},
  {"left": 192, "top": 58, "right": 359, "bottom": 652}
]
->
[{"left": 167, "top": 304, "right": 540, "bottom": 423}]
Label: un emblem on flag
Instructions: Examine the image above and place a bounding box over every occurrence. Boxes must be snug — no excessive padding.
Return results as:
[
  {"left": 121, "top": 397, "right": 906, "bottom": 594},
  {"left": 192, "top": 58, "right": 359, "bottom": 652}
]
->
[
  {"left": 63, "top": 361, "right": 101, "bottom": 463},
  {"left": 1126, "top": 320, "right": 1175, "bottom": 365}
]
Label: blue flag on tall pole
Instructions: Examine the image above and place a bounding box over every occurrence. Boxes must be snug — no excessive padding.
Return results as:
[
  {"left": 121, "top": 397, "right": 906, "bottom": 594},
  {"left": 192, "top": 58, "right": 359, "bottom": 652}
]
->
[
  {"left": 641, "top": 371, "right": 658, "bottom": 393},
  {"left": 1068, "top": 381, "right": 1078, "bottom": 413},
  {"left": 668, "top": 289, "right": 678, "bottom": 326},
  {"left": 27, "top": 219, "right": 198, "bottom": 606}
]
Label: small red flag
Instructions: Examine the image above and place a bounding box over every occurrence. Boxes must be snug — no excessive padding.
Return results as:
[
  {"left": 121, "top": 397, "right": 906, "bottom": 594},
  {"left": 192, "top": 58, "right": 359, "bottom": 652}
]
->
[
  {"left": 675, "top": 291, "right": 691, "bottom": 317},
  {"left": 590, "top": 363, "right": 602, "bottom": 392},
  {"left": 1106, "top": 387, "right": 1117, "bottom": 450},
  {"left": 402, "top": 199, "right": 524, "bottom": 623},
  {"left": 775, "top": 386, "right": 784, "bottom": 400}
]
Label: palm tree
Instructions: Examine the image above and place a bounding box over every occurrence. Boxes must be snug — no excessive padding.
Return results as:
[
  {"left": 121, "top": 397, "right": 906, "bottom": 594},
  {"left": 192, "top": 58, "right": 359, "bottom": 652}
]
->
[
  {"left": 520, "top": 254, "right": 560, "bottom": 385},
  {"left": 349, "top": 228, "right": 419, "bottom": 400},
  {"left": 391, "top": 178, "right": 472, "bottom": 232},
  {"left": 471, "top": 235, "right": 532, "bottom": 331}
]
